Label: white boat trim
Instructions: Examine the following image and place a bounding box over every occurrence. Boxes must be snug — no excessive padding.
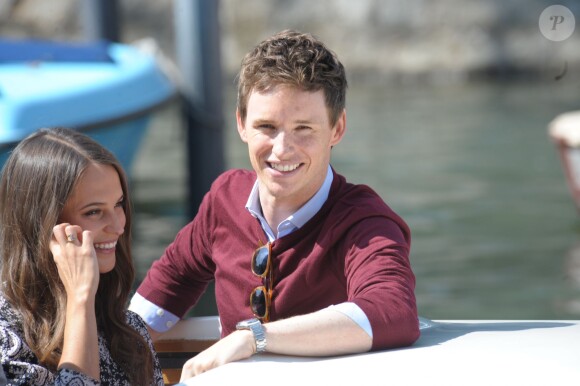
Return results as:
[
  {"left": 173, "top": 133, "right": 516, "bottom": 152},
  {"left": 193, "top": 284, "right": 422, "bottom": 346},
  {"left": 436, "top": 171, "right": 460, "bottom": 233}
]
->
[{"left": 156, "top": 316, "right": 580, "bottom": 385}]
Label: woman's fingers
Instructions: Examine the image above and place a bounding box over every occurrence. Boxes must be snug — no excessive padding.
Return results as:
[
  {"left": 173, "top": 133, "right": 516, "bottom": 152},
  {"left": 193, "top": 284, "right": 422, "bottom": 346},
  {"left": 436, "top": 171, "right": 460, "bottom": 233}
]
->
[
  {"left": 52, "top": 223, "right": 70, "bottom": 246},
  {"left": 64, "top": 224, "right": 82, "bottom": 245},
  {"left": 80, "top": 230, "right": 94, "bottom": 250},
  {"left": 66, "top": 231, "right": 77, "bottom": 243},
  {"left": 52, "top": 223, "right": 81, "bottom": 246},
  {"left": 50, "top": 223, "right": 99, "bottom": 299}
]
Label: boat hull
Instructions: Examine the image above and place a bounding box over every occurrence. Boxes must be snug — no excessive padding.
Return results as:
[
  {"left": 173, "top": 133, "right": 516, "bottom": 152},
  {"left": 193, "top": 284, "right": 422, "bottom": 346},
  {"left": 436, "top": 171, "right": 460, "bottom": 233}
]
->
[{"left": 0, "top": 39, "right": 175, "bottom": 173}]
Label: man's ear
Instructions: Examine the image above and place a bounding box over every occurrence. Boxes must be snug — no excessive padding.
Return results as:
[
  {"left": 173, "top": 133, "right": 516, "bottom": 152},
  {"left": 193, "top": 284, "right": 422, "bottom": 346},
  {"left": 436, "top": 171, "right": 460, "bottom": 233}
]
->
[
  {"left": 236, "top": 109, "right": 248, "bottom": 143},
  {"left": 330, "top": 110, "right": 347, "bottom": 147}
]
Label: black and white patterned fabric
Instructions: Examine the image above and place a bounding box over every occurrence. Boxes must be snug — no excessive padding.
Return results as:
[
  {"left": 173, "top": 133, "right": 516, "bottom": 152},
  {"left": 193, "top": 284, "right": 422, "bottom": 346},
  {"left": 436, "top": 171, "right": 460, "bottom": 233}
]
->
[{"left": 0, "top": 294, "right": 164, "bottom": 385}]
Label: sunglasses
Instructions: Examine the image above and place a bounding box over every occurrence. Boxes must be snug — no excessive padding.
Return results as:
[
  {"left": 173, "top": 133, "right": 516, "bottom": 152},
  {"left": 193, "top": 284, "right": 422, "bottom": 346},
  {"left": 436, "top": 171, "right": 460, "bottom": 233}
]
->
[{"left": 250, "top": 242, "right": 273, "bottom": 322}]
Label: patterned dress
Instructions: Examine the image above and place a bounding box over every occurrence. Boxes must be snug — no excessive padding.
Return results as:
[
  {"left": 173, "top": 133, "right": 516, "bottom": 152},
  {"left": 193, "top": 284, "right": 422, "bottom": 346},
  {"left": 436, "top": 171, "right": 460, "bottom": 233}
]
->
[{"left": 0, "top": 294, "right": 164, "bottom": 385}]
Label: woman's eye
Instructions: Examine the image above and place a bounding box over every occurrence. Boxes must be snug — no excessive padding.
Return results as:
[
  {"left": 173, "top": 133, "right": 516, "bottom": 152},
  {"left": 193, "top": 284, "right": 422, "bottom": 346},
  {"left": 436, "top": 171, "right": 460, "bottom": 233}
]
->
[
  {"left": 116, "top": 198, "right": 125, "bottom": 208},
  {"left": 84, "top": 209, "right": 101, "bottom": 217}
]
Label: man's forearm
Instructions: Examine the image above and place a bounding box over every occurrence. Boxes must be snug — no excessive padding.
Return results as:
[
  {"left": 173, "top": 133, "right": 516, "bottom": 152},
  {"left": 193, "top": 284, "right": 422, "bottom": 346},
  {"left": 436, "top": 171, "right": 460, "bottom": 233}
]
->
[{"left": 263, "top": 308, "right": 372, "bottom": 356}]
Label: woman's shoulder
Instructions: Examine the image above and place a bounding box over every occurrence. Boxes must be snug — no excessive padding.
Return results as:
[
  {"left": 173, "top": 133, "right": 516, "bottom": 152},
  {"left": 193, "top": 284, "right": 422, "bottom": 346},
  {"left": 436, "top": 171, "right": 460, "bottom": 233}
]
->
[
  {"left": 125, "top": 310, "right": 154, "bottom": 343},
  {"left": 126, "top": 309, "right": 148, "bottom": 331},
  {"left": 0, "top": 293, "right": 23, "bottom": 331},
  {"left": 1, "top": 293, "right": 31, "bottom": 352},
  {"left": 125, "top": 310, "right": 165, "bottom": 385}
]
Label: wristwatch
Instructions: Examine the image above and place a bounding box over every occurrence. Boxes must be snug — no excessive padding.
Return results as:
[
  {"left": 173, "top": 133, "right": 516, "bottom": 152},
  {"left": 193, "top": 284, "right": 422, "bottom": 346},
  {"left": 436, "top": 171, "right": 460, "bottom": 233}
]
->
[{"left": 236, "top": 318, "right": 267, "bottom": 353}]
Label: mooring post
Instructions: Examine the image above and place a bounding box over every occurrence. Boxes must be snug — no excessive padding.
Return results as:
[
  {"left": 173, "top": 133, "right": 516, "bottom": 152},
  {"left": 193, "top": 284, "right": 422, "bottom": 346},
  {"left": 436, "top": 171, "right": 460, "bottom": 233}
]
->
[
  {"left": 174, "top": 0, "right": 225, "bottom": 219},
  {"left": 80, "top": 0, "right": 121, "bottom": 42}
]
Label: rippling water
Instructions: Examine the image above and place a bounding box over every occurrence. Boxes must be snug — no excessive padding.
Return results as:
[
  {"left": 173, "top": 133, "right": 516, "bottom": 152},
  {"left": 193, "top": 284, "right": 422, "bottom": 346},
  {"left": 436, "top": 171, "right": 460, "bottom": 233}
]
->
[{"left": 131, "top": 79, "right": 580, "bottom": 319}]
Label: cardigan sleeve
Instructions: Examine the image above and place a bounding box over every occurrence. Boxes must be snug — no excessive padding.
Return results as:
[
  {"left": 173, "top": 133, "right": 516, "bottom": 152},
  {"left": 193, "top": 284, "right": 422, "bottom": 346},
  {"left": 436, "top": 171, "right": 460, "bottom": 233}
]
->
[
  {"left": 136, "top": 184, "right": 217, "bottom": 318},
  {"left": 342, "top": 215, "right": 420, "bottom": 350}
]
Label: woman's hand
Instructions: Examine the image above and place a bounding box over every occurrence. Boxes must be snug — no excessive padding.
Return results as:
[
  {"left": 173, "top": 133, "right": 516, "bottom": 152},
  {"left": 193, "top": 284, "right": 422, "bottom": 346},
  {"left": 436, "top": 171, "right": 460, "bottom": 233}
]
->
[
  {"left": 180, "top": 330, "right": 255, "bottom": 381},
  {"left": 50, "top": 223, "right": 101, "bottom": 381},
  {"left": 50, "top": 223, "right": 99, "bottom": 302}
]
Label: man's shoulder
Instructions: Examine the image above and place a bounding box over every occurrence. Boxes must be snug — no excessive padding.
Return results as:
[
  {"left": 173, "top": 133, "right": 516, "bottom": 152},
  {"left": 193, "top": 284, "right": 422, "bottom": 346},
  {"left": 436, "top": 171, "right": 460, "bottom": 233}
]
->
[
  {"left": 332, "top": 171, "right": 386, "bottom": 209},
  {"left": 330, "top": 171, "right": 407, "bottom": 226},
  {"left": 204, "top": 169, "right": 257, "bottom": 212},
  {"left": 211, "top": 168, "right": 256, "bottom": 191}
]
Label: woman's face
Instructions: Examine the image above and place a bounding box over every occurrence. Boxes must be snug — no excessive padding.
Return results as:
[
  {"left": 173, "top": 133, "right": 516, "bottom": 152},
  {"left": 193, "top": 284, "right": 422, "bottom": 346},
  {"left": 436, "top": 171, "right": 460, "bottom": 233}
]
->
[{"left": 59, "top": 163, "right": 126, "bottom": 273}]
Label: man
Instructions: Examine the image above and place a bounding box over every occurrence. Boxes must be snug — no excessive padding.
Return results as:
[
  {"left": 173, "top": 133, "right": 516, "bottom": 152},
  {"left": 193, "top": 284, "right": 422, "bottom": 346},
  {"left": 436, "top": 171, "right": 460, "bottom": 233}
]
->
[{"left": 130, "top": 30, "right": 419, "bottom": 380}]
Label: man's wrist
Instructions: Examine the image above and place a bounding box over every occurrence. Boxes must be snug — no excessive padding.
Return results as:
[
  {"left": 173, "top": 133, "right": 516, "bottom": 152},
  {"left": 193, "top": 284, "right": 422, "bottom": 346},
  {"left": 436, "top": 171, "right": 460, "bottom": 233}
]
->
[
  {"left": 238, "top": 329, "right": 257, "bottom": 354},
  {"left": 236, "top": 318, "right": 267, "bottom": 353}
]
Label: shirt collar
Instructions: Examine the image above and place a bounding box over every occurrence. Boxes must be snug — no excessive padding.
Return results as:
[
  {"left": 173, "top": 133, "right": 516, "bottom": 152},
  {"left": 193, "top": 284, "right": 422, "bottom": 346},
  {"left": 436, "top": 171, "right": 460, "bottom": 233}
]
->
[{"left": 246, "top": 165, "right": 334, "bottom": 240}]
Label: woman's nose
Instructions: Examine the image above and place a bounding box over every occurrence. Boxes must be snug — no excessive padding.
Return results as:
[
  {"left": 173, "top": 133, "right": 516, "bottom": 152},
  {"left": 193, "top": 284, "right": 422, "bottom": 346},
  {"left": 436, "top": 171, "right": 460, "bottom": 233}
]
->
[{"left": 106, "top": 211, "right": 126, "bottom": 235}]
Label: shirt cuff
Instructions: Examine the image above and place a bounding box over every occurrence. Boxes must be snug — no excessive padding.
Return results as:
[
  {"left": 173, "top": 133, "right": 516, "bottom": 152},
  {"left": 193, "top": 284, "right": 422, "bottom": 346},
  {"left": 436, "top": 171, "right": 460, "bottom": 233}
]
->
[
  {"left": 326, "top": 302, "right": 373, "bottom": 338},
  {"left": 129, "top": 292, "right": 180, "bottom": 333}
]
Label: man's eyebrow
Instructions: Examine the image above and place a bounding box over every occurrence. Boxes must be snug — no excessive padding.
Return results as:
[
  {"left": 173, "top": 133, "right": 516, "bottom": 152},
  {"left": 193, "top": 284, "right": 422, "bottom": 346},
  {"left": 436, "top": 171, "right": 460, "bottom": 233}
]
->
[{"left": 252, "top": 119, "right": 274, "bottom": 125}]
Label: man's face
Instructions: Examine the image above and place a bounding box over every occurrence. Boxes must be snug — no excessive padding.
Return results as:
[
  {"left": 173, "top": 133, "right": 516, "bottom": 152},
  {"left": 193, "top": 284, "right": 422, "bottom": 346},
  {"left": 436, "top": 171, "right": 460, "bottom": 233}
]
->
[{"left": 237, "top": 85, "right": 346, "bottom": 211}]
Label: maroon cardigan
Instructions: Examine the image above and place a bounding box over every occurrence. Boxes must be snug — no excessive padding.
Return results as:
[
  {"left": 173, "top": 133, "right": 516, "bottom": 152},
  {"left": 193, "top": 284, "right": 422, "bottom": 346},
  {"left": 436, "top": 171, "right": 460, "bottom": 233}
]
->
[{"left": 137, "top": 168, "right": 419, "bottom": 350}]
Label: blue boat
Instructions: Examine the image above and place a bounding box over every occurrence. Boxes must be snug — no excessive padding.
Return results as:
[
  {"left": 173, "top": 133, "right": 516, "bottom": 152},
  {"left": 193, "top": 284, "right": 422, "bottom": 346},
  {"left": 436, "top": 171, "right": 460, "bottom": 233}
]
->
[{"left": 0, "top": 38, "right": 176, "bottom": 173}]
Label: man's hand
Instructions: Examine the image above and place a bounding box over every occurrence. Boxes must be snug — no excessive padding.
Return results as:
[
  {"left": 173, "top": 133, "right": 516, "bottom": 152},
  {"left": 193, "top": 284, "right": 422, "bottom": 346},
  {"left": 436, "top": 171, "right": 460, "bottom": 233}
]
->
[{"left": 180, "top": 329, "right": 256, "bottom": 380}]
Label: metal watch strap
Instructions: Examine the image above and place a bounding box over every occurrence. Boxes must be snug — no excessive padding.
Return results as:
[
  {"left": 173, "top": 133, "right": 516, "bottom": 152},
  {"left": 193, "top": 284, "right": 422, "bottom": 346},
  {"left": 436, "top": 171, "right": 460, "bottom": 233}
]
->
[{"left": 236, "top": 318, "right": 267, "bottom": 353}]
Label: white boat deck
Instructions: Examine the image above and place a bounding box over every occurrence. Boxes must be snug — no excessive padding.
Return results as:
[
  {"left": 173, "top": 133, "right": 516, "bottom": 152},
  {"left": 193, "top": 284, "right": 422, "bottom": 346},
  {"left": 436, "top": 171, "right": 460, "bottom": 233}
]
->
[{"left": 159, "top": 317, "right": 580, "bottom": 385}]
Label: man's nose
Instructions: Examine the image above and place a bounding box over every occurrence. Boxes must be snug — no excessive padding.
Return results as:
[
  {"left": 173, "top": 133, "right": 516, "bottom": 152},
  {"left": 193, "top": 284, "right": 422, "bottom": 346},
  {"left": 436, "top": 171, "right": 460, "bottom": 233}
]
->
[{"left": 272, "top": 131, "right": 293, "bottom": 156}]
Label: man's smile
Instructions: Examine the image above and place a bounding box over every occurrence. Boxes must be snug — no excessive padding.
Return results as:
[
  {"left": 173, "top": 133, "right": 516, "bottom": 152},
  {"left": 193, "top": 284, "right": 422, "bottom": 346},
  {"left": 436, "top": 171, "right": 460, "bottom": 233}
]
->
[{"left": 268, "top": 162, "right": 301, "bottom": 172}]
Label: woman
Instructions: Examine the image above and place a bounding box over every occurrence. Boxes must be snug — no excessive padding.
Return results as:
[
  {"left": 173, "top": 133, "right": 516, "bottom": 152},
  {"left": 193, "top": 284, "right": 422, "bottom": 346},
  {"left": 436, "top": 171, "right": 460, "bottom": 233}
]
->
[{"left": 0, "top": 128, "right": 163, "bottom": 385}]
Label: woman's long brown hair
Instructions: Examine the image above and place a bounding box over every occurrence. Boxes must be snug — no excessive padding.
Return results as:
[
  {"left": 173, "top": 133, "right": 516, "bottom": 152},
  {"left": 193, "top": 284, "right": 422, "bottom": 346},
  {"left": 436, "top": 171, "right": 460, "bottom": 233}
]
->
[{"left": 0, "top": 127, "right": 154, "bottom": 384}]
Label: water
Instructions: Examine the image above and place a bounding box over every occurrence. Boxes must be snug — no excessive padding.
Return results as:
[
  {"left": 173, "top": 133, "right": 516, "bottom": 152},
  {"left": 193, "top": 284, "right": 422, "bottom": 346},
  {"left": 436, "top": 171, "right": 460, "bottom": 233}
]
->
[{"left": 131, "top": 79, "right": 580, "bottom": 320}]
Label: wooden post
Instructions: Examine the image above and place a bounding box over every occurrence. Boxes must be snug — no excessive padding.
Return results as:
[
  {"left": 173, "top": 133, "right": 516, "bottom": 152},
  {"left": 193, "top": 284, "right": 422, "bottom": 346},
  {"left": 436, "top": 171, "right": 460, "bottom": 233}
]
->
[{"left": 80, "top": 0, "right": 121, "bottom": 42}]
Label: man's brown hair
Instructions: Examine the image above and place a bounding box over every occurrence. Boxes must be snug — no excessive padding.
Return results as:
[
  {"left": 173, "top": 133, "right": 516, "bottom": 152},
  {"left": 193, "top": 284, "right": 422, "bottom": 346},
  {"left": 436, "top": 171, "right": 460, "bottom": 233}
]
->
[{"left": 237, "top": 30, "right": 347, "bottom": 126}]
